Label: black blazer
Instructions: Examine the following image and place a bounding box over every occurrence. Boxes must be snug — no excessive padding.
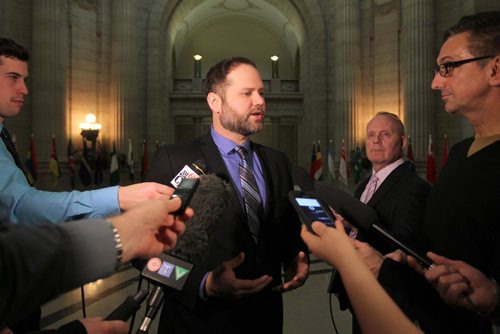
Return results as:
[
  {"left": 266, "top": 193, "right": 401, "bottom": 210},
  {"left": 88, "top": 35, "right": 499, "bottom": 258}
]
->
[
  {"left": 145, "top": 132, "right": 306, "bottom": 334},
  {"left": 333, "top": 160, "right": 430, "bottom": 314},
  {"left": 354, "top": 160, "right": 430, "bottom": 254}
]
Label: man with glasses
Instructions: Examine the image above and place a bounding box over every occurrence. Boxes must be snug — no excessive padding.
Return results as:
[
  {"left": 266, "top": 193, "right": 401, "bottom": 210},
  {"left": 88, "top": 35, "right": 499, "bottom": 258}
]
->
[{"left": 353, "top": 11, "right": 500, "bottom": 333}]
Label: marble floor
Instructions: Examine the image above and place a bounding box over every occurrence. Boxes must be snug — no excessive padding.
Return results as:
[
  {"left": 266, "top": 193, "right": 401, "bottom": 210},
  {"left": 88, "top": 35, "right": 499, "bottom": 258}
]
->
[{"left": 41, "top": 255, "right": 353, "bottom": 333}]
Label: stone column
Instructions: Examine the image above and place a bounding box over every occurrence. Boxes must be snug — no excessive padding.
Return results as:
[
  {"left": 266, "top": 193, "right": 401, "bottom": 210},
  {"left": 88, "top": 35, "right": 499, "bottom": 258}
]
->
[
  {"left": 110, "top": 1, "right": 140, "bottom": 152},
  {"left": 31, "top": 0, "right": 68, "bottom": 162},
  {"left": 402, "top": 0, "right": 435, "bottom": 159},
  {"left": 332, "top": 0, "right": 361, "bottom": 152}
]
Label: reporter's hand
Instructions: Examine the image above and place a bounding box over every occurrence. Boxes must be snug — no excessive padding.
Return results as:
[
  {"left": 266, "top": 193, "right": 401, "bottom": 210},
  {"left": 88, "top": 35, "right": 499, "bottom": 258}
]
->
[
  {"left": 109, "top": 197, "right": 192, "bottom": 263},
  {"left": 118, "top": 182, "right": 174, "bottom": 211},
  {"left": 422, "top": 252, "right": 497, "bottom": 314},
  {"left": 352, "top": 239, "right": 384, "bottom": 278},
  {"left": 274, "top": 251, "right": 309, "bottom": 293},
  {"left": 301, "top": 220, "right": 358, "bottom": 270},
  {"left": 80, "top": 317, "right": 128, "bottom": 334},
  {"left": 205, "top": 253, "right": 273, "bottom": 299}
]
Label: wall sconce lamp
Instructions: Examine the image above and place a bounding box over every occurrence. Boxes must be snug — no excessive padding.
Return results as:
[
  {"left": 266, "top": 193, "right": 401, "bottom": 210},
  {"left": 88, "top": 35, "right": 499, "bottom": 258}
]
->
[
  {"left": 270, "top": 55, "right": 279, "bottom": 78},
  {"left": 193, "top": 54, "right": 202, "bottom": 78}
]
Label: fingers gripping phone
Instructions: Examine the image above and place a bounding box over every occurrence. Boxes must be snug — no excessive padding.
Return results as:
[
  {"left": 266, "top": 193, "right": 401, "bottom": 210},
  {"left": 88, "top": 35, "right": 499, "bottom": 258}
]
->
[
  {"left": 288, "top": 190, "right": 336, "bottom": 232},
  {"left": 171, "top": 177, "right": 200, "bottom": 215}
]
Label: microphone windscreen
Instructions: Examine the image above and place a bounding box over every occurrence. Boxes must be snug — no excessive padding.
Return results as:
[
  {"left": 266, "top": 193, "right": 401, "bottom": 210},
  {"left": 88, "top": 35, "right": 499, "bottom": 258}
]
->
[
  {"left": 314, "top": 181, "right": 378, "bottom": 231},
  {"left": 170, "top": 174, "right": 231, "bottom": 265}
]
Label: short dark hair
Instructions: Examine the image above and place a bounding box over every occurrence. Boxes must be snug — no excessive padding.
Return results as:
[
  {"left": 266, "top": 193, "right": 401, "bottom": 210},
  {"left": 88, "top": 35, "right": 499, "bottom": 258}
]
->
[
  {"left": 444, "top": 11, "right": 500, "bottom": 57},
  {"left": 204, "top": 57, "right": 257, "bottom": 96},
  {"left": 0, "top": 38, "right": 30, "bottom": 63}
]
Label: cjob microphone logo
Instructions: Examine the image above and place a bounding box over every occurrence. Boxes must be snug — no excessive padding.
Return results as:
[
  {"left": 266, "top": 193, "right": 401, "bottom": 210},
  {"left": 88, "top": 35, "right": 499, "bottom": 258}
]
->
[{"left": 170, "top": 165, "right": 200, "bottom": 188}]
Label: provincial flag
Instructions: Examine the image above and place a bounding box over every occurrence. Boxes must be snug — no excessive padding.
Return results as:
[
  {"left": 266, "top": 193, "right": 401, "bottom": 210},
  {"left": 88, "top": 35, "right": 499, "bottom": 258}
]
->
[
  {"left": 313, "top": 141, "right": 323, "bottom": 180},
  {"left": 25, "top": 134, "right": 38, "bottom": 185},
  {"left": 127, "top": 138, "right": 135, "bottom": 183},
  {"left": 110, "top": 141, "right": 120, "bottom": 186},
  {"left": 327, "top": 139, "right": 335, "bottom": 182},
  {"left": 49, "top": 134, "right": 61, "bottom": 186},
  {"left": 67, "top": 138, "right": 75, "bottom": 189},
  {"left": 141, "top": 139, "right": 149, "bottom": 180},
  {"left": 339, "top": 140, "right": 349, "bottom": 185},
  {"left": 426, "top": 134, "right": 436, "bottom": 185},
  {"left": 309, "top": 141, "right": 317, "bottom": 178}
]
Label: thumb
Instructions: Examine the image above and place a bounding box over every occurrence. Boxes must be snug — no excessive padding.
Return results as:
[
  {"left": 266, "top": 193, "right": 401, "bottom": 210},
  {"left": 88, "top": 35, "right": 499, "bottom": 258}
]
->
[
  {"left": 426, "top": 251, "right": 449, "bottom": 265},
  {"left": 225, "top": 252, "right": 245, "bottom": 269},
  {"left": 311, "top": 221, "right": 328, "bottom": 236}
]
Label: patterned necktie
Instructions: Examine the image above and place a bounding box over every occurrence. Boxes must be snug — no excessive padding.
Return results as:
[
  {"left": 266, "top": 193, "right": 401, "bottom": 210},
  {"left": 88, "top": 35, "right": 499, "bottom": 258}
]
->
[
  {"left": 235, "top": 146, "right": 262, "bottom": 243},
  {"left": 1, "top": 127, "right": 25, "bottom": 173},
  {"left": 362, "top": 174, "right": 379, "bottom": 204}
]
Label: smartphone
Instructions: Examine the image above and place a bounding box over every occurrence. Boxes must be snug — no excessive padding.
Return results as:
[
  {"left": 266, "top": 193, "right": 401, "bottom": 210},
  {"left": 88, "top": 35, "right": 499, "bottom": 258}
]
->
[
  {"left": 171, "top": 177, "right": 200, "bottom": 215},
  {"left": 288, "top": 190, "right": 336, "bottom": 232}
]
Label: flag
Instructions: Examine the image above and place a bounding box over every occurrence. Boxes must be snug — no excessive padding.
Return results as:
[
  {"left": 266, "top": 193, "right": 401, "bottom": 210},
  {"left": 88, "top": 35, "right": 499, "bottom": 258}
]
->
[
  {"left": 339, "top": 140, "right": 349, "bottom": 185},
  {"left": 94, "top": 140, "right": 103, "bottom": 185},
  {"left": 127, "top": 138, "right": 135, "bottom": 182},
  {"left": 309, "top": 141, "right": 317, "bottom": 178},
  {"left": 327, "top": 139, "right": 335, "bottom": 182},
  {"left": 141, "top": 139, "right": 149, "bottom": 180},
  {"left": 79, "top": 139, "right": 92, "bottom": 186},
  {"left": 441, "top": 134, "right": 448, "bottom": 169},
  {"left": 110, "top": 141, "right": 120, "bottom": 186},
  {"left": 426, "top": 134, "right": 436, "bottom": 185},
  {"left": 49, "top": 134, "right": 61, "bottom": 186},
  {"left": 313, "top": 141, "right": 323, "bottom": 180},
  {"left": 353, "top": 145, "right": 362, "bottom": 184},
  {"left": 67, "top": 139, "right": 75, "bottom": 189},
  {"left": 406, "top": 135, "right": 415, "bottom": 162},
  {"left": 25, "top": 134, "right": 37, "bottom": 185}
]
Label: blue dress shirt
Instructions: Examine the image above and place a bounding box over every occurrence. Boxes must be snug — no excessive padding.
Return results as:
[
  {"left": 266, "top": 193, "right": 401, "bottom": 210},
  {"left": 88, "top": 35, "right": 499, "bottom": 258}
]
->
[
  {"left": 0, "top": 123, "right": 120, "bottom": 225},
  {"left": 210, "top": 127, "right": 267, "bottom": 206}
]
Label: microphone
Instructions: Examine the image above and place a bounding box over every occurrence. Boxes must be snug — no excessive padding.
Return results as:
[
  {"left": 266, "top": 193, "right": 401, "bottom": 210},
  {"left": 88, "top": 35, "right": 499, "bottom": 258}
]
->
[
  {"left": 105, "top": 287, "right": 149, "bottom": 321},
  {"left": 313, "top": 181, "right": 433, "bottom": 269},
  {"left": 138, "top": 173, "right": 230, "bottom": 332},
  {"left": 142, "top": 174, "right": 230, "bottom": 285},
  {"left": 170, "top": 159, "right": 207, "bottom": 188},
  {"left": 137, "top": 286, "right": 164, "bottom": 334}
]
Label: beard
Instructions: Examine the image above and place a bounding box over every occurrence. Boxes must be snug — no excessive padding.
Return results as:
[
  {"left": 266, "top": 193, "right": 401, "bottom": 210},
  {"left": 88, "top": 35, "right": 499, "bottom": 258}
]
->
[{"left": 219, "top": 104, "right": 265, "bottom": 136}]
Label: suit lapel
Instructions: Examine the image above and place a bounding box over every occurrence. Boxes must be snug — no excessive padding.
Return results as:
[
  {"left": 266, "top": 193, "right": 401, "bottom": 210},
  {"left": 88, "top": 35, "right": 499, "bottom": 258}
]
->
[{"left": 367, "top": 162, "right": 408, "bottom": 206}]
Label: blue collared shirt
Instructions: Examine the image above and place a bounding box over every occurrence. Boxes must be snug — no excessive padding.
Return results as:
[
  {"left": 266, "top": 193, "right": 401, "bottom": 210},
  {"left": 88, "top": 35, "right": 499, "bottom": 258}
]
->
[
  {"left": 210, "top": 127, "right": 267, "bottom": 207},
  {"left": 0, "top": 123, "right": 120, "bottom": 225}
]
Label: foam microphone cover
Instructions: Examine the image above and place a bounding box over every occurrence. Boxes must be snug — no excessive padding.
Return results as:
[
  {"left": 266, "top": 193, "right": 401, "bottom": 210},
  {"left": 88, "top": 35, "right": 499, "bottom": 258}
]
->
[
  {"left": 170, "top": 174, "right": 231, "bottom": 265},
  {"left": 314, "top": 181, "right": 378, "bottom": 231}
]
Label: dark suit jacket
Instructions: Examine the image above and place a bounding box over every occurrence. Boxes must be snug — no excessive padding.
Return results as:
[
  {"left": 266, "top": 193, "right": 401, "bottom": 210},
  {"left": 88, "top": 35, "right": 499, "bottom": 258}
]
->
[
  {"left": 145, "top": 132, "right": 306, "bottom": 334},
  {"left": 333, "top": 160, "right": 430, "bottom": 317},
  {"left": 354, "top": 160, "right": 430, "bottom": 254}
]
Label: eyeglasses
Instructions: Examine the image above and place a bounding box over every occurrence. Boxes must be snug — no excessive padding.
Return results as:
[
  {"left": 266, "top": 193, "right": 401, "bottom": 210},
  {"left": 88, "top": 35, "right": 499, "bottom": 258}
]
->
[{"left": 433, "top": 55, "right": 493, "bottom": 77}]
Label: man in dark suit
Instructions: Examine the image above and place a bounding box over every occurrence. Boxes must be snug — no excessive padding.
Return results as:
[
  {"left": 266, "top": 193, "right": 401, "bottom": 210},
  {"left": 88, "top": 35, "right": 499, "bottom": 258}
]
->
[
  {"left": 353, "top": 112, "right": 430, "bottom": 254},
  {"left": 146, "top": 57, "right": 309, "bottom": 333},
  {"left": 332, "top": 112, "right": 429, "bottom": 332}
]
